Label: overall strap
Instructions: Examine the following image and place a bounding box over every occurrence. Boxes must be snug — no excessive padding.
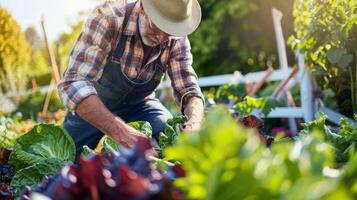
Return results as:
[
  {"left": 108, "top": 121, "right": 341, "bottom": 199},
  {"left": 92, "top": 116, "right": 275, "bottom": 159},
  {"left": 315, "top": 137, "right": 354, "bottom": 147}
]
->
[{"left": 112, "top": 1, "right": 136, "bottom": 60}]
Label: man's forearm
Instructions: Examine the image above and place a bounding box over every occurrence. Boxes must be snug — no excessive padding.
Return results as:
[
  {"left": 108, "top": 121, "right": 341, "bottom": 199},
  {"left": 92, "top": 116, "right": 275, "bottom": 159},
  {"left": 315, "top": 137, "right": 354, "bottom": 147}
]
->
[
  {"left": 75, "top": 95, "right": 127, "bottom": 137},
  {"left": 183, "top": 96, "right": 204, "bottom": 123}
]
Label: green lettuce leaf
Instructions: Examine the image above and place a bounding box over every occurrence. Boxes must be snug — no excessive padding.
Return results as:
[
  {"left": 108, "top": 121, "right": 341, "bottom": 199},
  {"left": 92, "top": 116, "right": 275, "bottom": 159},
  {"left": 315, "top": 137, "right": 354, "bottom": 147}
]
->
[
  {"left": 8, "top": 124, "right": 75, "bottom": 196},
  {"left": 128, "top": 121, "right": 153, "bottom": 138},
  {"left": 11, "top": 158, "right": 65, "bottom": 195},
  {"left": 8, "top": 124, "right": 75, "bottom": 172}
]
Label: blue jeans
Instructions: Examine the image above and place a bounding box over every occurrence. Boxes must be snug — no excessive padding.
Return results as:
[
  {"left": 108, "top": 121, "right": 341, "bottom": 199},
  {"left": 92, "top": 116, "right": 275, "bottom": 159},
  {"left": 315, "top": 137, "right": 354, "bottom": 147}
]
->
[{"left": 63, "top": 98, "right": 172, "bottom": 156}]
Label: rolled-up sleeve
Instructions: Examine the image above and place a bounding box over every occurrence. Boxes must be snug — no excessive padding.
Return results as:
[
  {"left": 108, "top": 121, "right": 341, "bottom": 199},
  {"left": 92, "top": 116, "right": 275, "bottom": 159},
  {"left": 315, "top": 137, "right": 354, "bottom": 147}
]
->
[
  {"left": 58, "top": 2, "right": 120, "bottom": 111},
  {"left": 167, "top": 37, "right": 204, "bottom": 112}
]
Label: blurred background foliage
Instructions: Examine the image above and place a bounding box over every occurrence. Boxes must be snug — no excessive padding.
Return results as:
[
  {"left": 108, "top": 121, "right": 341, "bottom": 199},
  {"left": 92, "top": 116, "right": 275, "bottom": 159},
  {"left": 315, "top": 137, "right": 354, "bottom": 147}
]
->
[
  {"left": 0, "top": 7, "right": 32, "bottom": 94},
  {"left": 289, "top": 0, "right": 357, "bottom": 116},
  {"left": 189, "top": 0, "right": 295, "bottom": 76}
]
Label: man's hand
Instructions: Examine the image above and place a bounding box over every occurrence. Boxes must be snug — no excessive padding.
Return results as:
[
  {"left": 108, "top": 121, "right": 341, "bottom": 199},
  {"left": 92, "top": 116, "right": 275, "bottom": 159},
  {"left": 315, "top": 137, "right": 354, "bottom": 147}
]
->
[
  {"left": 76, "top": 95, "right": 149, "bottom": 148},
  {"left": 181, "top": 96, "right": 204, "bottom": 132},
  {"left": 111, "top": 118, "right": 149, "bottom": 148}
]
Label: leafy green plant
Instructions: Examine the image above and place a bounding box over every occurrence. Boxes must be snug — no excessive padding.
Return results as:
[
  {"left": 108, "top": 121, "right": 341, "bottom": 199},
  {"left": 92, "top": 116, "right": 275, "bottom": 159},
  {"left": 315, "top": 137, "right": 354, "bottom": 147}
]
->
[
  {"left": 156, "top": 116, "right": 188, "bottom": 157},
  {"left": 10, "top": 159, "right": 64, "bottom": 194},
  {"left": 128, "top": 121, "right": 153, "bottom": 138},
  {"left": 0, "top": 117, "right": 19, "bottom": 150},
  {"left": 233, "top": 96, "right": 281, "bottom": 118},
  {"left": 83, "top": 117, "right": 187, "bottom": 159},
  {"left": 0, "top": 7, "right": 32, "bottom": 93},
  {"left": 215, "top": 82, "right": 246, "bottom": 103},
  {"left": 300, "top": 114, "right": 357, "bottom": 163},
  {"left": 89, "top": 121, "right": 153, "bottom": 155},
  {"left": 212, "top": 83, "right": 282, "bottom": 118},
  {"left": 0, "top": 127, "right": 17, "bottom": 151},
  {"left": 289, "top": 0, "right": 357, "bottom": 115},
  {"left": 164, "top": 107, "right": 355, "bottom": 200},
  {"left": 8, "top": 124, "right": 75, "bottom": 195}
]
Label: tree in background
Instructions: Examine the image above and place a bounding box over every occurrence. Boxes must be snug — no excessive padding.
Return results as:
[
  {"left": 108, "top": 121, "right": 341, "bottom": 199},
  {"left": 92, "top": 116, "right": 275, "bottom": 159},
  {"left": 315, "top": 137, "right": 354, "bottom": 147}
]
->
[
  {"left": 24, "top": 26, "right": 52, "bottom": 85},
  {"left": 0, "top": 7, "right": 32, "bottom": 93},
  {"left": 189, "top": 0, "right": 294, "bottom": 76},
  {"left": 289, "top": 0, "right": 357, "bottom": 116}
]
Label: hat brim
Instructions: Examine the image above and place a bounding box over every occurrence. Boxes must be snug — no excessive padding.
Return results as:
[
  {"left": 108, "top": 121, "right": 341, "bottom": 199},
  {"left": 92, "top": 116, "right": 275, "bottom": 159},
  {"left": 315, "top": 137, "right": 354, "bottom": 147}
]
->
[{"left": 141, "top": 0, "right": 201, "bottom": 37}]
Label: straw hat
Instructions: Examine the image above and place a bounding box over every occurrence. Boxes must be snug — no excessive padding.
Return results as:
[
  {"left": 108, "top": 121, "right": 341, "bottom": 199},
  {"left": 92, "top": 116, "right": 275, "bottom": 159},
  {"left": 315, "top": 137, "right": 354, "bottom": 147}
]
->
[{"left": 141, "top": 0, "right": 201, "bottom": 37}]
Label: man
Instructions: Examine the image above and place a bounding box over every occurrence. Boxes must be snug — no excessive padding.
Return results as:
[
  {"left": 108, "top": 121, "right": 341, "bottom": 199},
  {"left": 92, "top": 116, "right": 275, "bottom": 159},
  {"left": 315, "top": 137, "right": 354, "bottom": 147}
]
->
[{"left": 59, "top": 0, "right": 205, "bottom": 155}]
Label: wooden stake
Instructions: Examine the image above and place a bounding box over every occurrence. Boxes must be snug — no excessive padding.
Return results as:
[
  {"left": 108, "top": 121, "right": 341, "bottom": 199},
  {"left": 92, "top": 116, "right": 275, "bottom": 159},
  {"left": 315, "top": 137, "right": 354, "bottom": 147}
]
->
[
  {"left": 42, "top": 78, "right": 55, "bottom": 114},
  {"left": 40, "top": 17, "right": 61, "bottom": 84},
  {"left": 272, "top": 65, "right": 299, "bottom": 98},
  {"left": 248, "top": 66, "right": 274, "bottom": 97}
]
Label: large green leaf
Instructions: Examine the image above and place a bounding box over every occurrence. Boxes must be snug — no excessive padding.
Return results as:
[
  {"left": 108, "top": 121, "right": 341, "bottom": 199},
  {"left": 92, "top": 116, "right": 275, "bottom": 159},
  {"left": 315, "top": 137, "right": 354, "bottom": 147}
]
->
[
  {"left": 10, "top": 158, "right": 65, "bottom": 196},
  {"left": 8, "top": 124, "right": 75, "bottom": 172}
]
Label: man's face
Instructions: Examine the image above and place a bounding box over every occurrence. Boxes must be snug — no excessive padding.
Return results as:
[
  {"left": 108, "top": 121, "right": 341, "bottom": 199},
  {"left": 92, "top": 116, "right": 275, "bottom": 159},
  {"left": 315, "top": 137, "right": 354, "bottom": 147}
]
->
[{"left": 139, "top": 10, "right": 171, "bottom": 45}]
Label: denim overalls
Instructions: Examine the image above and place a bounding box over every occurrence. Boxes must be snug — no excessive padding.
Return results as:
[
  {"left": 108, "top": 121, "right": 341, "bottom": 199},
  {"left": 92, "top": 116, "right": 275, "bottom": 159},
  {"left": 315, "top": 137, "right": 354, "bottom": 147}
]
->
[{"left": 63, "top": 4, "right": 172, "bottom": 155}]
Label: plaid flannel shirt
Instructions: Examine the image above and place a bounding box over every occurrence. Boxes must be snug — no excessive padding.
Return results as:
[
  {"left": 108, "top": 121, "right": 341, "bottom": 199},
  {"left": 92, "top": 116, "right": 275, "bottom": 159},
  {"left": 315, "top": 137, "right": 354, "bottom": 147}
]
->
[{"left": 58, "top": 0, "right": 204, "bottom": 112}]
